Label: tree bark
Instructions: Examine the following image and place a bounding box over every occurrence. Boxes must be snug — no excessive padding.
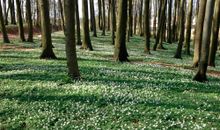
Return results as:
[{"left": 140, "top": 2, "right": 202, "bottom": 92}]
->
[
  {"left": 144, "top": 0, "right": 151, "bottom": 54},
  {"left": 111, "top": 0, "right": 116, "bottom": 45},
  {"left": 193, "top": 0, "right": 207, "bottom": 67},
  {"left": 39, "top": 0, "right": 57, "bottom": 59},
  {"left": 16, "top": 0, "right": 25, "bottom": 42},
  {"left": 82, "top": 0, "right": 93, "bottom": 50},
  {"left": 193, "top": 0, "right": 215, "bottom": 82},
  {"left": 26, "top": 0, "right": 33, "bottom": 42},
  {"left": 102, "top": 0, "right": 106, "bottom": 36},
  {"left": 208, "top": 0, "right": 220, "bottom": 67},
  {"left": 75, "top": 0, "right": 82, "bottom": 45},
  {"left": 0, "top": 0, "right": 10, "bottom": 43},
  {"left": 114, "top": 0, "right": 129, "bottom": 62},
  {"left": 89, "top": 0, "right": 97, "bottom": 37},
  {"left": 64, "top": 0, "right": 80, "bottom": 80},
  {"left": 174, "top": 0, "right": 185, "bottom": 59},
  {"left": 184, "top": 0, "right": 193, "bottom": 55}
]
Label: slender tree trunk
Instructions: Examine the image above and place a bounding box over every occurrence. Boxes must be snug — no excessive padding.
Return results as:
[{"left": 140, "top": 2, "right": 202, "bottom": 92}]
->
[
  {"left": 153, "top": 0, "right": 158, "bottom": 38},
  {"left": 184, "top": 0, "right": 193, "bottom": 55},
  {"left": 193, "top": 0, "right": 207, "bottom": 67},
  {"left": 139, "top": 0, "right": 144, "bottom": 36},
  {"left": 75, "top": 0, "right": 82, "bottom": 45},
  {"left": 133, "top": 0, "right": 138, "bottom": 35},
  {"left": 153, "top": 0, "right": 167, "bottom": 51},
  {"left": 144, "top": 0, "right": 151, "bottom": 54},
  {"left": 39, "top": 0, "right": 57, "bottom": 59},
  {"left": 127, "top": 0, "right": 133, "bottom": 38},
  {"left": 89, "top": 0, "right": 97, "bottom": 37},
  {"left": 174, "top": 0, "right": 185, "bottom": 59},
  {"left": 107, "top": 0, "right": 111, "bottom": 31},
  {"left": 193, "top": 0, "right": 215, "bottom": 82},
  {"left": 82, "top": 0, "right": 93, "bottom": 50},
  {"left": 16, "top": 0, "right": 25, "bottom": 42},
  {"left": 64, "top": 0, "right": 80, "bottom": 79},
  {"left": 98, "top": 0, "right": 103, "bottom": 30},
  {"left": 208, "top": 0, "right": 220, "bottom": 67},
  {"left": 9, "top": 0, "right": 16, "bottom": 24},
  {"left": 114, "top": 0, "right": 129, "bottom": 62},
  {"left": 26, "top": 0, "right": 33, "bottom": 42},
  {"left": 172, "top": 0, "right": 177, "bottom": 42},
  {"left": 53, "top": 0, "right": 57, "bottom": 26},
  {"left": 0, "top": 0, "right": 10, "bottom": 43},
  {"left": 58, "top": 0, "right": 65, "bottom": 31},
  {"left": 102, "top": 0, "right": 106, "bottom": 36},
  {"left": 36, "top": 0, "right": 41, "bottom": 27},
  {"left": 111, "top": 0, "right": 116, "bottom": 45},
  {"left": 167, "top": 0, "right": 172, "bottom": 43}
]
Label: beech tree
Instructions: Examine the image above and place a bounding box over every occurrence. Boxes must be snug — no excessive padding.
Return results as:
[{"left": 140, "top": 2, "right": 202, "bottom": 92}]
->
[
  {"left": 114, "top": 0, "right": 129, "bottom": 62},
  {"left": 0, "top": 0, "right": 10, "bottom": 43},
  {"left": 16, "top": 0, "right": 25, "bottom": 42},
  {"left": 193, "top": 0, "right": 215, "bottom": 82},
  {"left": 82, "top": 0, "right": 93, "bottom": 50},
  {"left": 64, "top": 0, "right": 80, "bottom": 79},
  {"left": 39, "top": 0, "right": 57, "bottom": 59}
]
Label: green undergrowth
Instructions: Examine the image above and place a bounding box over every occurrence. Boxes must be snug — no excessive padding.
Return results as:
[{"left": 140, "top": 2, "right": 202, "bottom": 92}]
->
[{"left": 0, "top": 31, "right": 220, "bottom": 129}]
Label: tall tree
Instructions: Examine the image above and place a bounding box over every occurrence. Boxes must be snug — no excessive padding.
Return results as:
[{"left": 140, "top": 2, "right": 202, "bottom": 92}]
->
[
  {"left": 58, "top": 0, "right": 65, "bottom": 30},
  {"left": 193, "top": 0, "right": 207, "bottom": 67},
  {"left": 208, "top": 0, "right": 220, "bottom": 67},
  {"left": 138, "top": 0, "right": 144, "bottom": 36},
  {"left": 153, "top": 0, "right": 167, "bottom": 51},
  {"left": 184, "top": 0, "right": 193, "bottom": 55},
  {"left": 0, "top": 0, "right": 10, "bottom": 43},
  {"left": 167, "top": 0, "right": 172, "bottom": 43},
  {"left": 75, "top": 0, "right": 82, "bottom": 45},
  {"left": 26, "top": 0, "right": 33, "bottom": 42},
  {"left": 89, "top": 0, "right": 97, "bottom": 37},
  {"left": 98, "top": 0, "right": 103, "bottom": 30},
  {"left": 64, "top": 0, "right": 80, "bottom": 79},
  {"left": 16, "top": 0, "right": 25, "bottom": 42},
  {"left": 174, "top": 0, "right": 185, "bottom": 59},
  {"left": 193, "top": 0, "right": 215, "bottom": 82},
  {"left": 39, "top": 0, "right": 57, "bottom": 59},
  {"left": 114, "top": 0, "right": 129, "bottom": 62},
  {"left": 9, "top": 0, "right": 16, "bottom": 24},
  {"left": 144, "top": 0, "right": 151, "bottom": 54},
  {"left": 102, "top": 0, "right": 106, "bottom": 36},
  {"left": 111, "top": 0, "right": 116, "bottom": 45},
  {"left": 82, "top": 0, "right": 93, "bottom": 50},
  {"left": 127, "top": 0, "right": 133, "bottom": 42}
]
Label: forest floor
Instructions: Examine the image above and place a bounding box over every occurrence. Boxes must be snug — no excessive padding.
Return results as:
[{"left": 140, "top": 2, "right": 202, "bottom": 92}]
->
[{"left": 0, "top": 31, "right": 220, "bottom": 129}]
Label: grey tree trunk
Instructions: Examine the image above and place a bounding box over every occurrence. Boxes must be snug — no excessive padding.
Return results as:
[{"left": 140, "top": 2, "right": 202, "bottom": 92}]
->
[
  {"left": 39, "top": 0, "right": 57, "bottom": 59},
  {"left": 16, "top": 0, "right": 25, "bottom": 42},
  {"left": 0, "top": 0, "right": 10, "bottom": 43},
  {"left": 64, "top": 0, "right": 80, "bottom": 80},
  {"left": 193, "top": 0, "right": 215, "bottom": 82}
]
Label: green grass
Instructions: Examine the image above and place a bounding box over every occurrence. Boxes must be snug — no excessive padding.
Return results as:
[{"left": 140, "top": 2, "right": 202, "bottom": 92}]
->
[{"left": 0, "top": 31, "right": 220, "bottom": 129}]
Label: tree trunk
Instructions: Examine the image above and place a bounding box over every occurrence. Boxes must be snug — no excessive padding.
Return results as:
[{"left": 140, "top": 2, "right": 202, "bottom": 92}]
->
[
  {"left": 127, "top": 0, "right": 133, "bottom": 40},
  {"left": 193, "top": 0, "right": 207, "bottom": 67},
  {"left": 144, "top": 0, "right": 151, "bottom": 54},
  {"left": 82, "top": 0, "right": 93, "bottom": 50},
  {"left": 153, "top": 0, "right": 167, "bottom": 51},
  {"left": 0, "top": 0, "right": 10, "bottom": 43},
  {"left": 75, "top": 0, "right": 82, "bottom": 45},
  {"left": 184, "top": 0, "right": 193, "bottom": 55},
  {"left": 64, "top": 0, "right": 80, "bottom": 80},
  {"left": 114, "top": 0, "right": 129, "bottom": 62},
  {"left": 102, "top": 0, "right": 106, "bottom": 36},
  {"left": 208, "top": 0, "right": 220, "bottom": 67},
  {"left": 193, "top": 0, "right": 215, "bottom": 82},
  {"left": 107, "top": 0, "right": 111, "bottom": 31},
  {"left": 39, "top": 0, "right": 57, "bottom": 59},
  {"left": 58, "top": 0, "right": 65, "bottom": 31},
  {"left": 174, "top": 0, "right": 185, "bottom": 59},
  {"left": 89, "top": 0, "right": 97, "bottom": 37},
  {"left": 138, "top": 0, "right": 144, "bottom": 36},
  {"left": 111, "top": 0, "right": 116, "bottom": 45},
  {"left": 16, "top": 0, "right": 25, "bottom": 42},
  {"left": 167, "top": 0, "right": 172, "bottom": 43},
  {"left": 98, "top": 0, "right": 103, "bottom": 30},
  {"left": 9, "top": 0, "right": 16, "bottom": 24},
  {"left": 26, "top": 0, "right": 33, "bottom": 42}
]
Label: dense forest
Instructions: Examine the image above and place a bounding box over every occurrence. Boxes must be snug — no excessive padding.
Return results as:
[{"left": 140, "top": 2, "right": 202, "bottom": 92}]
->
[{"left": 0, "top": 0, "right": 220, "bottom": 129}]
